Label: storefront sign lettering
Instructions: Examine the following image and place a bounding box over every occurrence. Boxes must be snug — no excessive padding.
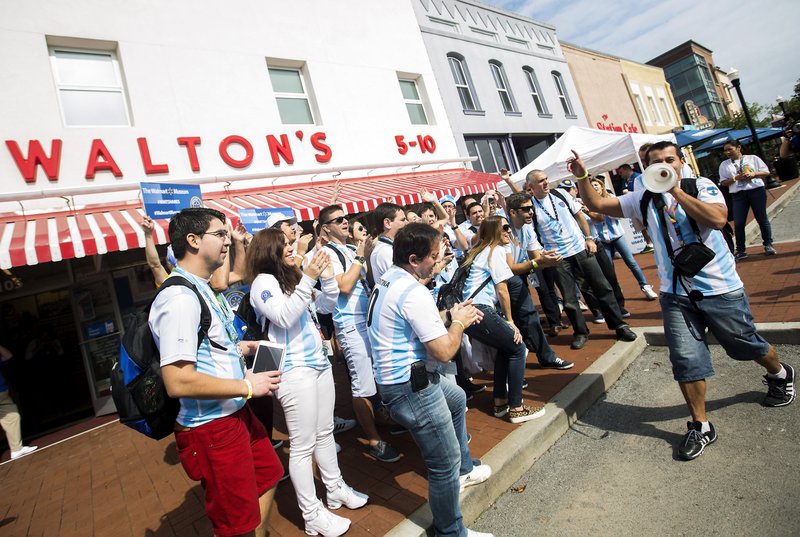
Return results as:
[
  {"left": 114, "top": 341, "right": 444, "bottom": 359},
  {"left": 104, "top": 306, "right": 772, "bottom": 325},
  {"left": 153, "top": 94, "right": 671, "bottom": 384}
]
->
[
  {"left": 595, "top": 121, "right": 639, "bottom": 133},
  {"left": 3, "top": 131, "right": 334, "bottom": 184}
]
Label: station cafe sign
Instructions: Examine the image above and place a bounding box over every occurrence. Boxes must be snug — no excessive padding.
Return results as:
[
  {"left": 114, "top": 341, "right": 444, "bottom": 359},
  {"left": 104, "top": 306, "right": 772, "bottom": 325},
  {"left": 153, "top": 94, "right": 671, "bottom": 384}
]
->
[{"left": 2, "top": 130, "right": 337, "bottom": 189}]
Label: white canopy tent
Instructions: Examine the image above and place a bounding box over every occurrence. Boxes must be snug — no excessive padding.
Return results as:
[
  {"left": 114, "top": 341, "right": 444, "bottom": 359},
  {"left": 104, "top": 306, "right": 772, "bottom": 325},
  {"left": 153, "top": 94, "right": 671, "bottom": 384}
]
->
[{"left": 499, "top": 126, "right": 676, "bottom": 194}]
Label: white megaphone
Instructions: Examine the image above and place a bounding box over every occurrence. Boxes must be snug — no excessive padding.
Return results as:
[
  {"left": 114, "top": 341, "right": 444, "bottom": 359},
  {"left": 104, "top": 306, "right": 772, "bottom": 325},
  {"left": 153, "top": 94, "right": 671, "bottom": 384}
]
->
[{"left": 642, "top": 163, "right": 678, "bottom": 193}]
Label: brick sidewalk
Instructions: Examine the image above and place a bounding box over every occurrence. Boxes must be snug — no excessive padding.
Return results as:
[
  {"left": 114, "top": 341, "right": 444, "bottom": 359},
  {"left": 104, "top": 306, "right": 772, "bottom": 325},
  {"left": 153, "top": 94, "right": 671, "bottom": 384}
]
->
[{"left": 1, "top": 186, "right": 798, "bottom": 537}]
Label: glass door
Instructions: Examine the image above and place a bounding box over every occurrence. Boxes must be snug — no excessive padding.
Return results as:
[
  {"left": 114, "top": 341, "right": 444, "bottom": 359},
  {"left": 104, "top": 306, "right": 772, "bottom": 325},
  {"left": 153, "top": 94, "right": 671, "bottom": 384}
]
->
[{"left": 72, "top": 275, "right": 123, "bottom": 415}]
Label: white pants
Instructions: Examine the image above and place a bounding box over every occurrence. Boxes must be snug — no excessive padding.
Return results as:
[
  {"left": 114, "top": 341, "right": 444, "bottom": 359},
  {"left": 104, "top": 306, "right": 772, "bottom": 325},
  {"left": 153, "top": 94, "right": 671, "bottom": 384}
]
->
[
  {"left": 275, "top": 366, "right": 341, "bottom": 520},
  {"left": 0, "top": 391, "right": 22, "bottom": 452}
]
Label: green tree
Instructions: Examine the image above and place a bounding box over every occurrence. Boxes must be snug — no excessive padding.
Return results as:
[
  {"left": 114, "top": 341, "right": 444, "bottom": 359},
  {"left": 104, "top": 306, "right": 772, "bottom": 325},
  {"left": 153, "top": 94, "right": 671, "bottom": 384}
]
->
[{"left": 716, "top": 102, "right": 771, "bottom": 129}]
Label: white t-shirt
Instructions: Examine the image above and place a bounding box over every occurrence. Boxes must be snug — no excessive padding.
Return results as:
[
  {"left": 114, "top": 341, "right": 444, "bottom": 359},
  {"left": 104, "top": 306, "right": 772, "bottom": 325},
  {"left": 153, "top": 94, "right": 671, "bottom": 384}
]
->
[
  {"left": 718, "top": 154, "right": 768, "bottom": 193},
  {"left": 370, "top": 236, "right": 394, "bottom": 285},
  {"left": 505, "top": 222, "right": 542, "bottom": 265}
]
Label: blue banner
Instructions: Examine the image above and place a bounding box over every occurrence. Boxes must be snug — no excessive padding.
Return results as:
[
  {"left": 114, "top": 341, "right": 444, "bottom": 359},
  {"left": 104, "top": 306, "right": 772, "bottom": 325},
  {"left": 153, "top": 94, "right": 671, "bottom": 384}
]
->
[
  {"left": 238, "top": 208, "right": 295, "bottom": 234},
  {"left": 141, "top": 182, "right": 203, "bottom": 219}
]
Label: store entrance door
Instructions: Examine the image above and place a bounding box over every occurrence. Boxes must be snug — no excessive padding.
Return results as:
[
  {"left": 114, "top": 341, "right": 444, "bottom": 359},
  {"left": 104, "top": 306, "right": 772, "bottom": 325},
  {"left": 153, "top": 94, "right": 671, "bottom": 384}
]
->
[{"left": 72, "top": 275, "right": 123, "bottom": 415}]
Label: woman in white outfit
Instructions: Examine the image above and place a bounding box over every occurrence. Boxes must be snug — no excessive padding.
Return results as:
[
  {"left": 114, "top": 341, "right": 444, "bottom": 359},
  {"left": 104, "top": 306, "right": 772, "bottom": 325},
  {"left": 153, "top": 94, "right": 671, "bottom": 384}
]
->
[{"left": 246, "top": 228, "right": 367, "bottom": 537}]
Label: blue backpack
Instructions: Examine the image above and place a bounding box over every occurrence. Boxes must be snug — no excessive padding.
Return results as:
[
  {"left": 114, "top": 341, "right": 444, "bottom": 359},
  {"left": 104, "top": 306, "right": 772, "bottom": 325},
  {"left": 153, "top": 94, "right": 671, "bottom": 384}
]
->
[{"left": 110, "top": 276, "right": 224, "bottom": 439}]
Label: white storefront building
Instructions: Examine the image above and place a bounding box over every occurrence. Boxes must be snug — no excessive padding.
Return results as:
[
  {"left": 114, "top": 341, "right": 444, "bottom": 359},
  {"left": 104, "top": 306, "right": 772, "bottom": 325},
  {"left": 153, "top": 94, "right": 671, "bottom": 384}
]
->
[
  {"left": 0, "top": 0, "right": 500, "bottom": 437},
  {"left": 410, "top": 0, "right": 588, "bottom": 173}
]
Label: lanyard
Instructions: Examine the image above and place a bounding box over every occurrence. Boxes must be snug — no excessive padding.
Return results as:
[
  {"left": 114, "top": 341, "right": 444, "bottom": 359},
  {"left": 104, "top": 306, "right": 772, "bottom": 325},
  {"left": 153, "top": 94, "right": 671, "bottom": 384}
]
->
[
  {"left": 172, "top": 266, "right": 246, "bottom": 373},
  {"left": 661, "top": 198, "right": 686, "bottom": 246},
  {"left": 534, "top": 195, "right": 562, "bottom": 233}
]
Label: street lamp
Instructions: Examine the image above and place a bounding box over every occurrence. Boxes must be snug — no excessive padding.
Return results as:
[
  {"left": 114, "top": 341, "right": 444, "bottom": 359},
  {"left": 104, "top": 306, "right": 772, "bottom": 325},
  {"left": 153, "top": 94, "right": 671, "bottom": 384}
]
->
[
  {"left": 776, "top": 95, "right": 788, "bottom": 115},
  {"left": 727, "top": 68, "right": 781, "bottom": 188}
]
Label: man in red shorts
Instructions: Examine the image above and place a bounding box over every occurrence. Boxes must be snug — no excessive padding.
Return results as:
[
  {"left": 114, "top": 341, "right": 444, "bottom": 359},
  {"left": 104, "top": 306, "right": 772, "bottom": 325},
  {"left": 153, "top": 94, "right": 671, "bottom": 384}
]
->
[{"left": 150, "top": 208, "right": 283, "bottom": 537}]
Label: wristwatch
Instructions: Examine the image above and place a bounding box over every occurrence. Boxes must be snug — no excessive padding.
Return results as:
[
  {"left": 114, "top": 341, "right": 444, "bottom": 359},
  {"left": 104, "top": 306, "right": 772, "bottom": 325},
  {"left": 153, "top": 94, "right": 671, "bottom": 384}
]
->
[
  {"left": 354, "top": 255, "right": 366, "bottom": 265},
  {"left": 445, "top": 309, "right": 453, "bottom": 328}
]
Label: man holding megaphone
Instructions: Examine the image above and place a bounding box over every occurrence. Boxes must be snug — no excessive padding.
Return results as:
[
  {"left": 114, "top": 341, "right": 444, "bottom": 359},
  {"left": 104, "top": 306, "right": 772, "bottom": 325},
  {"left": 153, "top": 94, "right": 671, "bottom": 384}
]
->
[{"left": 568, "top": 141, "right": 794, "bottom": 461}]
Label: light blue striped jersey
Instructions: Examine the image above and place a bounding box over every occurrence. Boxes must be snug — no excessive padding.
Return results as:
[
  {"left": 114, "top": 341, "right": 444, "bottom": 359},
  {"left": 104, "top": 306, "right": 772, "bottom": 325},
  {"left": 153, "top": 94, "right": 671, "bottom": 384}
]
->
[
  {"left": 589, "top": 213, "right": 625, "bottom": 242},
  {"left": 368, "top": 265, "right": 448, "bottom": 385},
  {"left": 150, "top": 270, "right": 245, "bottom": 428},
  {"left": 328, "top": 241, "right": 370, "bottom": 329},
  {"left": 458, "top": 220, "right": 480, "bottom": 247},
  {"left": 505, "top": 222, "right": 542, "bottom": 264},
  {"left": 619, "top": 177, "right": 742, "bottom": 296},
  {"left": 462, "top": 246, "right": 514, "bottom": 307},
  {"left": 531, "top": 192, "right": 585, "bottom": 258},
  {"left": 432, "top": 256, "right": 459, "bottom": 301},
  {"left": 250, "top": 273, "right": 338, "bottom": 372}
]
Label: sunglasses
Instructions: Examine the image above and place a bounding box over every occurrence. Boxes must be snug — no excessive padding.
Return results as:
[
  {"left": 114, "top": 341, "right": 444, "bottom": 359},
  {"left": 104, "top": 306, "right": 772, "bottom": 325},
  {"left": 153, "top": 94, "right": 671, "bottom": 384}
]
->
[
  {"left": 323, "top": 216, "right": 348, "bottom": 225},
  {"left": 516, "top": 206, "right": 533, "bottom": 213},
  {"left": 502, "top": 224, "right": 511, "bottom": 232}
]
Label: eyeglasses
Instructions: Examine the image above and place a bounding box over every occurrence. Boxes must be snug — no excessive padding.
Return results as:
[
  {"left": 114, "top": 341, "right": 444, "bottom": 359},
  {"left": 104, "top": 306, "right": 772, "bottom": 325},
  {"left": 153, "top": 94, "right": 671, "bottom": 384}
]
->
[
  {"left": 516, "top": 206, "right": 534, "bottom": 213},
  {"left": 201, "top": 229, "right": 230, "bottom": 240},
  {"left": 323, "top": 216, "right": 347, "bottom": 225},
  {"left": 502, "top": 224, "right": 511, "bottom": 232}
]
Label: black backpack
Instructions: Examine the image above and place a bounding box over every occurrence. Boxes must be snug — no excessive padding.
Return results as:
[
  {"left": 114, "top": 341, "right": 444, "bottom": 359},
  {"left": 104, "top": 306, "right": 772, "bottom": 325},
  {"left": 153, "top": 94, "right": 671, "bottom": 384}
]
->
[
  {"left": 110, "top": 276, "right": 224, "bottom": 440},
  {"left": 436, "top": 261, "right": 491, "bottom": 311},
  {"left": 235, "top": 291, "right": 270, "bottom": 342}
]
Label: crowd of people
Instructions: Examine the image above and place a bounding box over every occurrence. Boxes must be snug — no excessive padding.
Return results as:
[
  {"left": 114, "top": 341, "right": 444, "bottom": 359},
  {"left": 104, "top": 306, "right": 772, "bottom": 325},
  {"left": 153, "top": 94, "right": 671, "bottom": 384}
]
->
[{"left": 145, "top": 139, "right": 794, "bottom": 537}]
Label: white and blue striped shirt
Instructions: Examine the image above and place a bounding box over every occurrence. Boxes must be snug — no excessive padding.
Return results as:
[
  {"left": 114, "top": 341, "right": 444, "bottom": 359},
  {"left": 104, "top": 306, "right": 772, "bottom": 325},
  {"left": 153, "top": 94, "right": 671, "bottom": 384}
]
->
[
  {"left": 150, "top": 269, "right": 245, "bottom": 428},
  {"left": 589, "top": 213, "right": 625, "bottom": 242},
  {"left": 505, "top": 222, "right": 542, "bottom": 264},
  {"left": 531, "top": 192, "right": 585, "bottom": 258},
  {"left": 619, "top": 177, "right": 742, "bottom": 296},
  {"left": 369, "top": 237, "right": 394, "bottom": 286},
  {"left": 463, "top": 246, "right": 514, "bottom": 307},
  {"left": 250, "top": 273, "right": 338, "bottom": 372},
  {"left": 328, "top": 241, "right": 370, "bottom": 329},
  {"left": 368, "top": 266, "right": 448, "bottom": 385}
]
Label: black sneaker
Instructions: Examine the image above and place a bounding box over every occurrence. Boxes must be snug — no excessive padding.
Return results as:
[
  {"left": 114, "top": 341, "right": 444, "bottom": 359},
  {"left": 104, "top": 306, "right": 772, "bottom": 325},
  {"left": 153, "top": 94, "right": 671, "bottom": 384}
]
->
[
  {"left": 734, "top": 250, "right": 748, "bottom": 261},
  {"left": 539, "top": 357, "right": 574, "bottom": 370},
  {"left": 615, "top": 326, "right": 637, "bottom": 342},
  {"left": 678, "top": 421, "right": 717, "bottom": 460},
  {"left": 368, "top": 440, "right": 401, "bottom": 463},
  {"left": 763, "top": 363, "right": 796, "bottom": 407},
  {"left": 459, "top": 379, "right": 487, "bottom": 394}
]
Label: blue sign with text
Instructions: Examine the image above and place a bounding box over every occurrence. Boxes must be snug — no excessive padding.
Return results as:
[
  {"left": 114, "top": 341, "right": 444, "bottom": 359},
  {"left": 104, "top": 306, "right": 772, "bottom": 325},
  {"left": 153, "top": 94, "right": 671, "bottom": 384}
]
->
[
  {"left": 238, "top": 208, "right": 295, "bottom": 234},
  {"left": 141, "top": 182, "right": 203, "bottom": 219}
]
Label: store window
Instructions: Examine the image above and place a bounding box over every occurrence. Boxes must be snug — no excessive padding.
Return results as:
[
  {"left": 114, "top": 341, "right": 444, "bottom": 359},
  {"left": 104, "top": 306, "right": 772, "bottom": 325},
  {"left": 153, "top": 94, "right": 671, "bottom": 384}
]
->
[
  {"left": 522, "top": 66, "right": 549, "bottom": 115},
  {"left": 489, "top": 61, "right": 517, "bottom": 114},
  {"left": 48, "top": 48, "right": 131, "bottom": 127},
  {"left": 268, "top": 66, "right": 315, "bottom": 125},
  {"left": 465, "top": 137, "right": 512, "bottom": 173},
  {"left": 551, "top": 71, "right": 575, "bottom": 117},
  {"left": 447, "top": 53, "right": 481, "bottom": 113},
  {"left": 398, "top": 78, "right": 428, "bottom": 125}
]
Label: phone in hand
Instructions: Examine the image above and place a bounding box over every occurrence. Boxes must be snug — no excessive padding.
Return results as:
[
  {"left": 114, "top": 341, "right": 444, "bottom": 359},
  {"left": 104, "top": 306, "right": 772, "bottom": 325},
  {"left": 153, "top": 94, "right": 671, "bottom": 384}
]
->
[{"left": 252, "top": 341, "right": 286, "bottom": 373}]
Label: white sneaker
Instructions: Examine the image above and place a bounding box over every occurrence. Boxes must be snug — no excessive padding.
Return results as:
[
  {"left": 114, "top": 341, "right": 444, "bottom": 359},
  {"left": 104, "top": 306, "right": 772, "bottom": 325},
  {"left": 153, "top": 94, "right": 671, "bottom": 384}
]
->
[
  {"left": 641, "top": 285, "right": 658, "bottom": 301},
  {"left": 335, "top": 441, "right": 342, "bottom": 454},
  {"left": 459, "top": 464, "right": 492, "bottom": 493},
  {"left": 327, "top": 481, "right": 369, "bottom": 510},
  {"left": 467, "top": 529, "right": 494, "bottom": 537},
  {"left": 333, "top": 416, "right": 356, "bottom": 435},
  {"left": 305, "top": 507, "right": 351, "bottom": 536},
  {"left": 10, "top": 445, "right": 38, "bottom": 460}
]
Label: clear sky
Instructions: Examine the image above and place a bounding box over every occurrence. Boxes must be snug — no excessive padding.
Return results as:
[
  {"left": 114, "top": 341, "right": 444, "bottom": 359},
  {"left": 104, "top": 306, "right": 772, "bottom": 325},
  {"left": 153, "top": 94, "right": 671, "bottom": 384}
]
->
[{"left": 484, "top": 0, "right": 799, "bottom": 113}]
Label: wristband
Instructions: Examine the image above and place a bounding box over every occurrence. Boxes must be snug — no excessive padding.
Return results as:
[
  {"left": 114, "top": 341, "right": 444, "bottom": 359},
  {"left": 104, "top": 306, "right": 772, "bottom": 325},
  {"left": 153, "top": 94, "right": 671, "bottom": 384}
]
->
[
  {"left": 575, "top": 171, "right": 589, "bottom": 180},
  {"left": 530, "top": 259, "right": 539, "bottom": 270},
  {"left": 244, "top": 378, "right": 253, "bottom": 400},
  {"left": 584, "top": 236, "right": 594, "bottom": 241},
  {"left": 452, "top": 319, "right": 466, "bottom": 331}
]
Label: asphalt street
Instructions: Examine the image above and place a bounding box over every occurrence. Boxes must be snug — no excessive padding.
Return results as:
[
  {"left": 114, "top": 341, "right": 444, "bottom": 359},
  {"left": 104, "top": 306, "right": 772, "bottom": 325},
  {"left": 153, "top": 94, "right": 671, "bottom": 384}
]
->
[
  {"left": 472, "top": 344, "right": 800, "bottom": 537},
  {"left": 749, "top": 184, "right": 800, "bottom": 246}
]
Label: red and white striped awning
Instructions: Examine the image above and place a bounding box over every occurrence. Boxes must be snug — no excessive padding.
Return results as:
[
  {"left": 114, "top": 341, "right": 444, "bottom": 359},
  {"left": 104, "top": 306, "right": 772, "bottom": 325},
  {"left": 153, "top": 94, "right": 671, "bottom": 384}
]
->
[{"left": 0, "top": 168, "right": 497, "bottom": 269}]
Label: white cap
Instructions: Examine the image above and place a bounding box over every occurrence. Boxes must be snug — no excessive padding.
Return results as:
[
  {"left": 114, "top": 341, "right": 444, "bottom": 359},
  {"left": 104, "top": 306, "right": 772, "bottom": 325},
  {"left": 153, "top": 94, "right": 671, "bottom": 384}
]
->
[{"left": 266, "top": 212, "right": 297, "bottom": 229}]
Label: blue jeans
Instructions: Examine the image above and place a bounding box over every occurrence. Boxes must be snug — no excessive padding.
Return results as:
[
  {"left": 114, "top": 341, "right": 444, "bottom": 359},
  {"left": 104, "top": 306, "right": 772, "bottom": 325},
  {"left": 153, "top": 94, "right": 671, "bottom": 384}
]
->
[
  {"left": 659, "top": 289, "right": 770, "bottom": 382},
  {"left": 732, "top": 187, "right": 772, "bottom": 252},
  {"left": 604, "top": 236, "right": 648, "bottom": 288},
  {"left": 377, "top": 373, "right": 470, "bottom": 537},
  {"left": 465, "top": 304, "right": 528, "bottom": 407}
]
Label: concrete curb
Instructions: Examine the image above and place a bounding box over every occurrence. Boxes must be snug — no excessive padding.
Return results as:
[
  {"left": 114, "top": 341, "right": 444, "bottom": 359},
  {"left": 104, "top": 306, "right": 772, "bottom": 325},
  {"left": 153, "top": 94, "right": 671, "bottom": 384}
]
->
[
  {"left": 745, "top": 179, "right": 800, "bottom": 245},
  {"left": 386, "top": 322, "right": 799, "bottom": 537}
]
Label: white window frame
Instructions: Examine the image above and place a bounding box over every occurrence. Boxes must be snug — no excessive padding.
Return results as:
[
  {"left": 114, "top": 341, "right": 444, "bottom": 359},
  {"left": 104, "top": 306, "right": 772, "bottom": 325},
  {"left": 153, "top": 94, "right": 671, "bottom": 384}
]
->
[
  {"left": 657, "top": 87, "right": 677, "bottom": 125},
  {"left": 645, "top": 86, "right": 664, "bottom": 125},
  {"left": 551, "top": 71, "right": 575, "bottom": 117},
  {"left": 48, "top": 47, "right": 131, "bottom": 127},
  {"left": 523, "top": 66, "right": 548, "bottom": 115},
  {"left": 267, "top": 66, "right": 316, "bottom": 125},
  {"left": 630, "top": 82, "right": 651, "bottom": 125},
  {"left": 507, "top": 36, "right": 530, "bottom": 49},
  {"left": 448, "top": 54, "right": 480, "bottom": 113},
  {"left": 398, "top": 77, "right": 429, "bottom": 125},
  {"left": 489, "top": 61, "right": 517, "bottom": 114}
]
